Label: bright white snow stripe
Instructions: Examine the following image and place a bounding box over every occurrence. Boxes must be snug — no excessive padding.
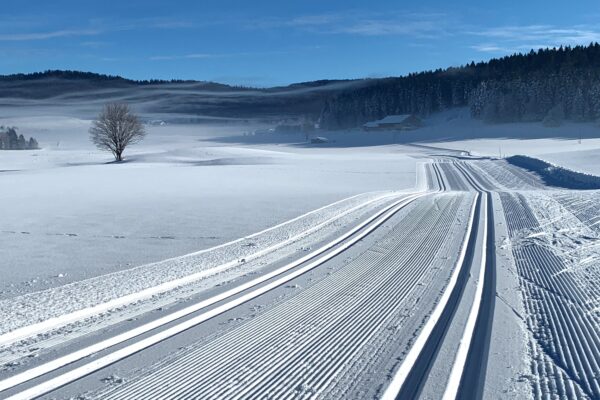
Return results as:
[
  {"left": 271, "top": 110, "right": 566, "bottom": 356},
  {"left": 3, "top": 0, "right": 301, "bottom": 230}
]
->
[
  {"left": 416, "top": 161, "right": 429, "bottom": 191},
  {"left": 0, "top": 194, "right": 425, "bottom": 399},
  {"left": 0, "top": 191, "right": 400, "bottom": 348},
  {"left": 380, "top": 193, "right": 479, "bottom": 400},
  {"left": 169, "top": 196, "right": 459, "bottom": 400},
  {"left": 442, "top": 194, "right": 488, "bottom": 400}
]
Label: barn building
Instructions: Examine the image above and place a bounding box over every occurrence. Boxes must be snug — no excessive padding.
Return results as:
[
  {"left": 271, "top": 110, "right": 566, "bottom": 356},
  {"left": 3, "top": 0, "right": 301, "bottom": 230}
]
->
[{"left": 363, "top": 114, "right": 422, "bottom": 131}]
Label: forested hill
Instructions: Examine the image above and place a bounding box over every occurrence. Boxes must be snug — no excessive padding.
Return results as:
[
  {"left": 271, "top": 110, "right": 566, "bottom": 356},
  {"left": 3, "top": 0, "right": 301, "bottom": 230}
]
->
[
  {"left": 319, "top": 44, "right": 600, "bottom": 129},
  {"left": 0, "top": 70, "right": 244, "bottom": 98},
  {"left": 0, "top": 71, "right": 362, "bottom": 119},
  {"left": 5, "top": 46, "right": 600, "bottom": 126}
]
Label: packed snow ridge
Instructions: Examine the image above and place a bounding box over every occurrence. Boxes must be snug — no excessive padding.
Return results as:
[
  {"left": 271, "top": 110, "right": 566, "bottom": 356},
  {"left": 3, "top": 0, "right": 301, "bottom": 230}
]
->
[{"left": 506, "top": 155, "right": 600, "bottom": 190}]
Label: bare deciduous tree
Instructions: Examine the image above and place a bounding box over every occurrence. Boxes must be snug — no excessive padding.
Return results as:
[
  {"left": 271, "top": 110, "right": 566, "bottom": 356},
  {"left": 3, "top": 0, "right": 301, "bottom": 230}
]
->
[{"left": 89, "top": 103, "right": 146, "bottom": 161}]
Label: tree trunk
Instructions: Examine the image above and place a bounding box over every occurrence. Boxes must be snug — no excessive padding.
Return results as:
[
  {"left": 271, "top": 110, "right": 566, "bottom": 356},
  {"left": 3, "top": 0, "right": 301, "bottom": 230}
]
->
[{"left": 115, "top": 151, "right": 122, "bottom": 162}]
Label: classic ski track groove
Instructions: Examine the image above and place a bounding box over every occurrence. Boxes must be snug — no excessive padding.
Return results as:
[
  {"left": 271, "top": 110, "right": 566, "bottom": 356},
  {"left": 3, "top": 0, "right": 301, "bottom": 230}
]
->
[
  {"left": 1, "top": 187, "right": 428, "bottom": 399},
  {"left": 0, "top": 191, "right": 401, "bottom": 349},
  {"left": 501, "top": 192, "right": 600, "bottom": 399},
  {"left": 102, "top": 161, "right": 490, "bottom": 400},
  {"left": 105, "top": 196, "right": 464, "bottom": 399},
  {"left": 5, "top": 157, "right": 572, "bottom": 400}
]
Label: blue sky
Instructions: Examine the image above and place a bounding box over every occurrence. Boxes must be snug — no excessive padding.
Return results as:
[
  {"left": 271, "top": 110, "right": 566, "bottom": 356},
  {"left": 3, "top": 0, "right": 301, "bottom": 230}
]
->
[{"left": 1, "top": 0, "right": 600, "bottom": 86}]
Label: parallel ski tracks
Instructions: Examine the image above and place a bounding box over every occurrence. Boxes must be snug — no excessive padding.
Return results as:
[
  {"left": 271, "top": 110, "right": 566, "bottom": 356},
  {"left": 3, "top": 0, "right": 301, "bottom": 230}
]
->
[
  {"left": 382, "top": 160, "right": 497, "bottom": 400},
  {"left": 1, "top": 188, "right": 430, "bottom": 399},
  {"left": 0, "top": 192, "right": 400, "bottom": 349},
  {"left": 103, "top": 195, "right": 467, "bottom": 399},
  {"left": 449, "top": 161, "right": 498, "bottom": 400},
  {"left": 2, "top": 158, "right": 507, "bottom": 400}
]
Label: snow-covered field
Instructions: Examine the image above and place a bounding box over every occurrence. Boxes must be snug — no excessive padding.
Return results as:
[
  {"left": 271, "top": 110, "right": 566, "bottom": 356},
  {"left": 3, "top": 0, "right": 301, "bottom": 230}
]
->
[
  {"left": 0, "top": 114, "right": 420, "bottom": 296},
  {"left": 3, "top": 105, "right": 600, "bottom": 399},
  {"left": 420, "top": 108, "right": 600, "bottom": 169}
]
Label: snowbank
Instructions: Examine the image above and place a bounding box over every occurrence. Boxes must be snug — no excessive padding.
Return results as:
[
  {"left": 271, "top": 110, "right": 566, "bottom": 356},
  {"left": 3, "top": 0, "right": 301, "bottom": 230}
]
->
[{"left": 505, "top": 155, "right": 600, "bottom": 190}]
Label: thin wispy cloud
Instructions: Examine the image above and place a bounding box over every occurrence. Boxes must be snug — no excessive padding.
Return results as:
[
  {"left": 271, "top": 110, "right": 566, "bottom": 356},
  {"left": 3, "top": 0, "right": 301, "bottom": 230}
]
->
[
  {"left": 335, "top": 18, "right": 445, "bottom": 38},
  {"left": 0, "top": 17, "right": 193, "bottom": 42},
  {"left": 260, "top": 14, "right": 599, "bottom": 52},
  {"left": 0, "top": 28, "right": 101, "bottom": 41},
  {"left": 476, "top": 25, "right": 600, "bottom": 42},
  {"left": 143, "top": 20, "right": 194, "bottom": 29},
  {"left": 470, "top": 44, "right": 516, "bottom": 53},
  {"left": 80, "top": 40, "right": 110, "bottom": 48},
  {"left": 150, "top": 53, "right": 223, "bottom": 61},
  {"left": 254, "top": 11, "right": 450, "bottom": 39},
  {"left": 150, "top": 50, "right": 293, "bottom": 61},
  {"left": 470, "top": 24, "right": 600, "bottom": 53},
  {"left": 286, "top": 14, "right": 342, "bottom": 27}
]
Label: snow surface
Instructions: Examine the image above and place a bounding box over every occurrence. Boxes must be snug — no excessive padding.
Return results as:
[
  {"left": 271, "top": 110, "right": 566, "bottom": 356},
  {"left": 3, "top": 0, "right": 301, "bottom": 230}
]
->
[
  {"left": 4, "top": 102, "right": 600, "bottom": 399},
  {"left": 0, "top": 115, "right": 421, "bottom": 297},
  {"left": 3, "top": 105, "right": 600, "bottom": 298}
]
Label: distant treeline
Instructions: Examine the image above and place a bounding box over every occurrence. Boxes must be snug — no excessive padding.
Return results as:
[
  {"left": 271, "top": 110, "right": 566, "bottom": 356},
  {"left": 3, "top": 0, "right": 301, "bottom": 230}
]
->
[
  {"left": 0, "top": 70, "right": 214, "bottom": 86},
  {"left": 0, "top": 127, "right": 38, "bottom": 150},
  {"left": 319, "top": 43, "right": 600, "bottom": 129}
]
